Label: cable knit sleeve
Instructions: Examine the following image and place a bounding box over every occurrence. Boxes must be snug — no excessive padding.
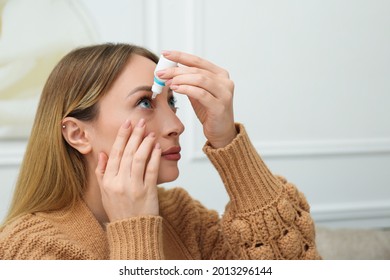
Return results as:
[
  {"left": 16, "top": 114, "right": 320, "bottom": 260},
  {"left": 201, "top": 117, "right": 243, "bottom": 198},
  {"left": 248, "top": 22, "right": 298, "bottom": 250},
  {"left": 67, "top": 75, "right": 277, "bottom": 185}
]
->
[{"left": 202, "top": 123, "right": 321, "bottom": 259}]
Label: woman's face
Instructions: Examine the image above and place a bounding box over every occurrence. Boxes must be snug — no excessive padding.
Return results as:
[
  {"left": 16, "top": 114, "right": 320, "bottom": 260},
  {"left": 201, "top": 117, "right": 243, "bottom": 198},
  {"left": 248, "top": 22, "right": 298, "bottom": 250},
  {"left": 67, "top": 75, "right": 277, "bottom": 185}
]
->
[{"left": 89, "top": 54, "right": 185, "bottom": 184}]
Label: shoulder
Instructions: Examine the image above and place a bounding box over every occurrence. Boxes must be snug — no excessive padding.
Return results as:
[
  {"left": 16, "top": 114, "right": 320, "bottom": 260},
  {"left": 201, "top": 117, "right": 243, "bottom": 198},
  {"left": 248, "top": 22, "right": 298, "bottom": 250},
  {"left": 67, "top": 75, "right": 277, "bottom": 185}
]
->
[
  {"left": 0, "top": 213, "right": 89, "bottom": 259},
  {"left": 0, "top": 213, "right": 57, "bottom": 259},
  {"left": 0, "top": 213, "right": 54, "bottom": 239}
]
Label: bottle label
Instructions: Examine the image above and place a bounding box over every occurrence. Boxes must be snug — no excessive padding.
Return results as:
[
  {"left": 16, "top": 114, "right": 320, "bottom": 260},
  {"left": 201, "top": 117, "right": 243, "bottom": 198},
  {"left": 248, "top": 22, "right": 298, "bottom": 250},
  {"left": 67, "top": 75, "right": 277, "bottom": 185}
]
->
[{"left": 154, "top": 76, "right": 165, "bottom": 86}]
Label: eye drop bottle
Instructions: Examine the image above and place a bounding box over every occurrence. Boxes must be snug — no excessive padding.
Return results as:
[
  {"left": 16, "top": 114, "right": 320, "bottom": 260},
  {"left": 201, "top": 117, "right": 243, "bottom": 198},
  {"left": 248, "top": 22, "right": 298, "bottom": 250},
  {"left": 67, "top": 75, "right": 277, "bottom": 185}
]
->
[{"left": 152, "top": 54, "right": 178, "bottom": 99}]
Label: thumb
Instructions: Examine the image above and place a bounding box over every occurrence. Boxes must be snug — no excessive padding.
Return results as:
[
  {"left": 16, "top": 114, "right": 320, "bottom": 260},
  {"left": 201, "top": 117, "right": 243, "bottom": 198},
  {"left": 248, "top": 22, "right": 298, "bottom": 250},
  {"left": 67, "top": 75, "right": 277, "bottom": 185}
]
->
[{"left": 95, "top": 152, "right": 108, "bottom": 184}]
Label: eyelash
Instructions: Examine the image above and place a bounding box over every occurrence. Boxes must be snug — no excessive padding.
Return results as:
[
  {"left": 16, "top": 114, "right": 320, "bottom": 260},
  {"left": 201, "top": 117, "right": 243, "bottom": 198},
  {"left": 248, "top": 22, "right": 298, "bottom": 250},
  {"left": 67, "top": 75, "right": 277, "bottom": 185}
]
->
[
  {"left": 136, "top": 95, "right": 178, "bottom": 111},
  {"left": 169, "top": 96, "right": 178, "bottom": 109}
]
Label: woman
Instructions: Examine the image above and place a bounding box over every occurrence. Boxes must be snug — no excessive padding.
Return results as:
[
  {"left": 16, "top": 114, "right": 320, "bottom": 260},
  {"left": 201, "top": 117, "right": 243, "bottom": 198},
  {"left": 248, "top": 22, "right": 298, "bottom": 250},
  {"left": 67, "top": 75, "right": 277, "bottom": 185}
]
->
[{"left": 0, "top": 43, "right": 321, "bottom": 259}]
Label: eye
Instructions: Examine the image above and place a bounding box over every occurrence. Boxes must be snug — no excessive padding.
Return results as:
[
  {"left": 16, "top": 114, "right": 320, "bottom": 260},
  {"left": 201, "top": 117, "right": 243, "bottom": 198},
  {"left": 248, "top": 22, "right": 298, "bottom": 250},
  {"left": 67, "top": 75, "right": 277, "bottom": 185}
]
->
[
  {"left": 136, "top": 96, "right": 153, "bottom": 109},
  {"left": 168, "top": 95, "right": 178, "bottom": 110}
]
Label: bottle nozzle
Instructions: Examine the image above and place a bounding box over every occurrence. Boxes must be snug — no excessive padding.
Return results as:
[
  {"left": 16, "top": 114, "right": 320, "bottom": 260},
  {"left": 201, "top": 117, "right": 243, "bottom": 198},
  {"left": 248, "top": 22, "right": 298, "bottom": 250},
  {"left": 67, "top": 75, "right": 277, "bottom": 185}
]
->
[{"left": 151, "top": 76, "right": 164, "bottom": 99}]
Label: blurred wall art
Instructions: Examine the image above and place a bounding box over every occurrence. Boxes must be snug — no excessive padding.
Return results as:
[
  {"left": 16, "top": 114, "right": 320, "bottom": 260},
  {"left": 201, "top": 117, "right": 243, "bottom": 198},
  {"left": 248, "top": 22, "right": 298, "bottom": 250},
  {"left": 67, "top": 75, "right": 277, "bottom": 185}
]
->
[{"left": 0, "top": 0, "right": 97, "bottom": 139}]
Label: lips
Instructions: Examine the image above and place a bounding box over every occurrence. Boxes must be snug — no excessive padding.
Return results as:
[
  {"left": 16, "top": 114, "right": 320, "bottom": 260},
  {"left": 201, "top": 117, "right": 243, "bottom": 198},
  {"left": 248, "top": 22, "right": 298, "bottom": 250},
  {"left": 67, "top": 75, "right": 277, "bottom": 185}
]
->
[{"left": 161, "top": 146, "right": 181, "bottom": 161}]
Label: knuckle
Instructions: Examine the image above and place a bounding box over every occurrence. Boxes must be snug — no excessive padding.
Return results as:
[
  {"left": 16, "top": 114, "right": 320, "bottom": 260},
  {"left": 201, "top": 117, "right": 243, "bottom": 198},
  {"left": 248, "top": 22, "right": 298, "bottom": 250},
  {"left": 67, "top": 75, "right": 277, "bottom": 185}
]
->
[
  {"left": 189, "top": 66, "right": 200, "bottom": 74},
  {"left": 111, "top": 188, "right": 126, "bottom": 197},
  {"left": 225, "top": 89, "right": 234, "bottom": 101},
  {"left": 199, "top": 88, "right": 208, "bottom": 98},
  {"left": 132, "top": 154, "right": 145, "bottom": 165},
  {"left": 122, "top": 149, "right": 134, "bottom": 160},
  {"left": 178, "top": 84, "right": 188, "bottom": 92},
  {"left": 109, "top": 180, "right": 126, "bottom": 194},
  {"left": 176, "top": 52, "right": 183, "bottom": 61},
  {"left": 95, "top": 168, "right": 102, "bottom": 177},
  {"left": 172, "top": 66, "right": 181, "bottom": 76},
  {"left": 165, "top": 67, "right": 174, "bottom": 76},
  {"left": 192, "top": 55, "right": 202, "bottom": 66},
  {"left": 228, "top": 79, "right": 235, "bottom": 91},
  {"left": 146, "top": 164, "right": 158, "bottom": 174},
  {"left": 220, "top": 69, "right": 230, "bottom": 78},
  {"left": 195, "top": 74, "right": 206, "bottom": 84},
  {"left": 111, "top": 147, "right": 123, "bottom": 159},
  {"left": 215, "top": 103, "right": 226, "bottom": 115},
  {"left": 129, "top": 187, "right": 144, "bottom": 199},
  {"left": 133, "top": 125, "right": 145, "bottom": 134},
  {"left": 227, "top": 92, "right": 234, "bottom": 102},
  {"left": 117, "top": 128, "right": 129, "bottom": 138}
]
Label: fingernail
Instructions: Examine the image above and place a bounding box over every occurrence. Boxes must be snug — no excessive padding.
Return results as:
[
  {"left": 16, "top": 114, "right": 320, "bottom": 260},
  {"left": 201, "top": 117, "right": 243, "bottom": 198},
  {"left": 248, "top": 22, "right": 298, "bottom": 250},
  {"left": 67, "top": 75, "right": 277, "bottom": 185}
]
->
[
  {"left": 149, "top": 132, "right": 155, "bottom": 138},
  {"left": 155, "top": 143, "right": 161, "bottom": 149},
  {"left": 161, "top": 50, "right": 171, "bottom": 56},
  {"left": 137, "top": 118, "right": 145, "bottom": 127},
  {"left": 123, "top": 119, "right": 131, "bottom": 129},
  {"left": 165, "top": 79, "right": 172, "bottom": 86},
  {"left": 156, "top": 70, "right": 166, "bottom": 77},
  {"left": 170, "top": 85, "right": 179, "bottom": 90}
]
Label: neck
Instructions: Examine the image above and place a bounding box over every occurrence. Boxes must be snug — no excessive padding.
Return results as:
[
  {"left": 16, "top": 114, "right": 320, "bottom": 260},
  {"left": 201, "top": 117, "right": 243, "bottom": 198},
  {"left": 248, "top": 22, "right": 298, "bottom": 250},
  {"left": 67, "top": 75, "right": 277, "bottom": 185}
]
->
[{"left": 83, "top": 159, "right": 109, "bottom": 227}]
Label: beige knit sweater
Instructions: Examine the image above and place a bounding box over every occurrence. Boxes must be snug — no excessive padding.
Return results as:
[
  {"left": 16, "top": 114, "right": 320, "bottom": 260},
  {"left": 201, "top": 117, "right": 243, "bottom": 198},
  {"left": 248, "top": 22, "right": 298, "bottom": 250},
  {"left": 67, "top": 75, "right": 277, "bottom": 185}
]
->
[{"left": 0, "top": 124, "right": 321, "bottom": 260}]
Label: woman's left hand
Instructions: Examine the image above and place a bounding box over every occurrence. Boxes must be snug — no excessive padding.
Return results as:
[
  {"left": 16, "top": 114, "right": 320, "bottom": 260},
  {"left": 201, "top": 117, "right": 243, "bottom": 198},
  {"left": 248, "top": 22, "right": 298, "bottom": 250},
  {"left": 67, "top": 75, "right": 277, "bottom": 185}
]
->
[{"left": 157, "top": 51, "right": 237, "bottom": 149}]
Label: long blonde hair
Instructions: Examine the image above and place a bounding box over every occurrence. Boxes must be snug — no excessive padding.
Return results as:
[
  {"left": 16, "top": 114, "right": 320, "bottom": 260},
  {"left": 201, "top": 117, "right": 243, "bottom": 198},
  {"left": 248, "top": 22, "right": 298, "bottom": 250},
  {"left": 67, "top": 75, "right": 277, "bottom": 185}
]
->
[{"left": 3, "top": 43, "right": 158, "bottom": 225}]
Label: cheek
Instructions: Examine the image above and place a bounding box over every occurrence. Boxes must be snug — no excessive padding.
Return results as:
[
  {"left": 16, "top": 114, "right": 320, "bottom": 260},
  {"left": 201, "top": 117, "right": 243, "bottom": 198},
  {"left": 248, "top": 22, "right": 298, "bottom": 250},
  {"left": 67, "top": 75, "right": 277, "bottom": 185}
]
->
[
  {"left": 138, "top": 117, "right": 159, "bottom": 135},
  {"left": 92, "top": 110, "right": 160, "bottom": 154},
  {"left": 91, "top": 121, "right": 122, "bottom": 155}
]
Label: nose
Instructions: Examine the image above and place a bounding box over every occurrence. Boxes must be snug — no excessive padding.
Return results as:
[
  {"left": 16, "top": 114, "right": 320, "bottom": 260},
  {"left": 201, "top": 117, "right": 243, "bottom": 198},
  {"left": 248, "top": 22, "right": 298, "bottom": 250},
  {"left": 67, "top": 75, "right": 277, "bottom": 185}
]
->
[
  {"left": 167, "top": 114, "right": 185, "bottom": 138},
  {"left": 160, "top": 104, "right": 185, "bottom": 138}
]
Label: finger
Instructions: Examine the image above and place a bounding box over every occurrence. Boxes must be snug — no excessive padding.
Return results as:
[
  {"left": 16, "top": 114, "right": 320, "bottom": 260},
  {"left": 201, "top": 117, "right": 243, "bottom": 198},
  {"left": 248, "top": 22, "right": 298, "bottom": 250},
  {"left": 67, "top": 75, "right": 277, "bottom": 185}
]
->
[
  {"left": 95, "top": 152, "right": 108, "bottom": 185},
  {"left": 168, "top": 73, "right": 230, "bottom": 99},
  {"left": 169, "top": 84, "right": 218, "bottom": 110},
  {"left": 129, "top": 132, "right": 156, "bottom": 186},
  {"left": 162, "top": 50, "right": 229, "bottom": 78},
  {"left": 156, "top": 65, "right": 213, "bottom": 81},
  {"left": 144, "top": 143, "right": 162, "bottom": 188},
  {"left": 105, "top": 119, "right": 132, "bottom": 176},
  {"left": 119, "top": 118, "right": 146, "bottom": 174}
]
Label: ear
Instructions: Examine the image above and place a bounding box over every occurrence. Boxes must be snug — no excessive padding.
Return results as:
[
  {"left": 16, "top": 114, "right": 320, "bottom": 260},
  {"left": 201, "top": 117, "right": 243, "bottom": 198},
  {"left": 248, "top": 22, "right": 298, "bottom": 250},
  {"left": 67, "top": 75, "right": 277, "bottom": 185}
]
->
[{"left": 61, "top": 117, "right": 92, "bottom": 155}]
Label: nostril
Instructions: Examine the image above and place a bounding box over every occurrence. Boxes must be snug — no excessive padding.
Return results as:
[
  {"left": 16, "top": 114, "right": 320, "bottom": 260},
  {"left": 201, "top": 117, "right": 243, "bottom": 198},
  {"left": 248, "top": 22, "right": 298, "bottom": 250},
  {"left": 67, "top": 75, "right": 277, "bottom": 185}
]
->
[{"left": 168, "top": 131, "right": 178, "bottom": 137}]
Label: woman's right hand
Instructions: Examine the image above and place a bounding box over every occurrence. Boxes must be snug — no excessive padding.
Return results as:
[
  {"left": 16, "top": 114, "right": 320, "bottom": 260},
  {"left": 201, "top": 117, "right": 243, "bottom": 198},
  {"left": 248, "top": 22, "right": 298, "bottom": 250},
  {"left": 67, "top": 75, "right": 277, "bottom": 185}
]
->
[{"left": 95, "top": 118, "right": 161, "bottom": 222}]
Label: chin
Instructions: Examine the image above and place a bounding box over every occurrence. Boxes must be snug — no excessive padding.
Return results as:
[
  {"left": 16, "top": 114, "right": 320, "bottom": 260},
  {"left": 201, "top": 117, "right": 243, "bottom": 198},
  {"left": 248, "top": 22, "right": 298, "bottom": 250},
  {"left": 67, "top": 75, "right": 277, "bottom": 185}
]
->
[{"left": 157, "top": 165, "right": 179, "bottom": 184}]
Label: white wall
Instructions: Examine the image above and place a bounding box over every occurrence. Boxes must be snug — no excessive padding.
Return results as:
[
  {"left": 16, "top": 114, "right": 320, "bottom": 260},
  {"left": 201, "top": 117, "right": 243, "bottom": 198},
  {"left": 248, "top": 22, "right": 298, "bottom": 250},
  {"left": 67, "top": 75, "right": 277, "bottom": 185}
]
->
[{"left": 1, "top": 0, "right": 390, "bottom": 228}]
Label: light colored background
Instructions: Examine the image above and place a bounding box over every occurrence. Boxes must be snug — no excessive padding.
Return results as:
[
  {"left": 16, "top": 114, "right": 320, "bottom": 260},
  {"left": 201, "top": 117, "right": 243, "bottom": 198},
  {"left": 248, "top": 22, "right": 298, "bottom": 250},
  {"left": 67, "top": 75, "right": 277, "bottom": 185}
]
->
[
  {"left": 1, "top": 0, "right": 389, "bottom": 228},
  {"left": 0, "top": 0, "right": 97, "bottom": 139}
]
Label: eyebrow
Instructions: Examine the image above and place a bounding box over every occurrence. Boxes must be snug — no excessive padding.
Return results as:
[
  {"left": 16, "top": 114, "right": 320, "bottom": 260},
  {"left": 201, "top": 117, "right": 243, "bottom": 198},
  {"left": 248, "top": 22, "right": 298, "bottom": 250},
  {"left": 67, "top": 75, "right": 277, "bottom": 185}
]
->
[
  {"left": 126, "top": 85, "right": 173, "bottom": 98},
  {"left": 127, "top": 85, "right": 153, "bottom": 97}
]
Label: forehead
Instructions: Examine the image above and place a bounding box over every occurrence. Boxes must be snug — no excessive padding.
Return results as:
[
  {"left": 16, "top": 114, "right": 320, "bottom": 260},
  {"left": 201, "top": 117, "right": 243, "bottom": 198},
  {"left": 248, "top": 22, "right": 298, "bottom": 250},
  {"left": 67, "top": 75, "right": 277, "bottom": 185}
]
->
[
  {"left": 101, "top": 54, "right": 156, "bottom": 103},
  {"left": 116, "top": 54, "right": 156, "bottom": 85}
]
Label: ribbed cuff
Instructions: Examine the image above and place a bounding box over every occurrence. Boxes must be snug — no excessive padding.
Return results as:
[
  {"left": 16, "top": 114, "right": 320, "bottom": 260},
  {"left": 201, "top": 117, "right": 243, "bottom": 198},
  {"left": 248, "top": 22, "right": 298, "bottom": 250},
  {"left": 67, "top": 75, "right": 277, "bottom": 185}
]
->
[
  {"left": 106, "top": 216, "right": 164, "bottom": 259},
  {"left": 203, "top": 123, "right": 283, "bottom": 212}
]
